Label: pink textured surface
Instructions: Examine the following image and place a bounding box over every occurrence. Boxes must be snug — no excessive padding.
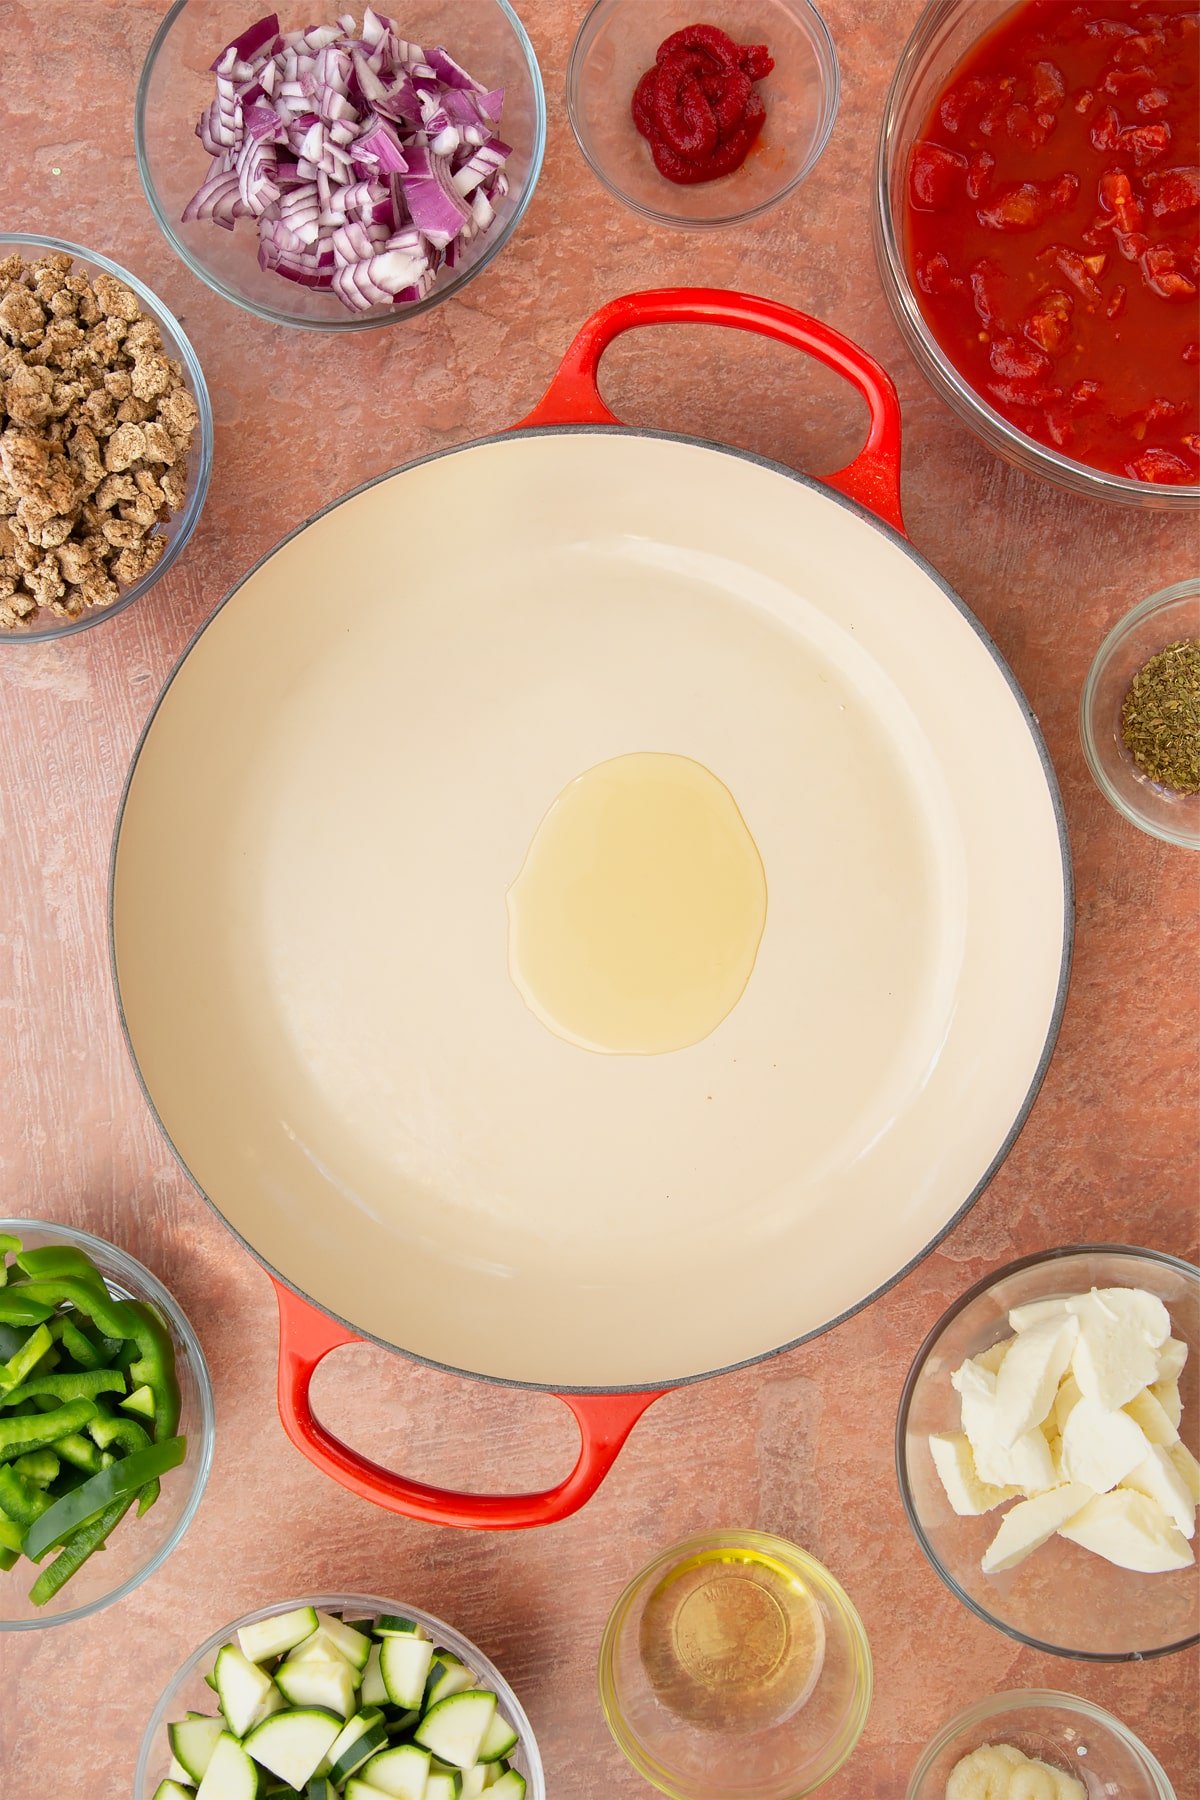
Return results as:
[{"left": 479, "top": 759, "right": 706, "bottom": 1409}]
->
[{"left": 0, "top": 1, "right": 1197, "bottom": 1797}]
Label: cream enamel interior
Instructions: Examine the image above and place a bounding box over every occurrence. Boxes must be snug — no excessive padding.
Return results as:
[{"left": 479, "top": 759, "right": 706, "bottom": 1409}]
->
[{"left": 112, "top": 432, "right": 1067, "bottom": 1389}]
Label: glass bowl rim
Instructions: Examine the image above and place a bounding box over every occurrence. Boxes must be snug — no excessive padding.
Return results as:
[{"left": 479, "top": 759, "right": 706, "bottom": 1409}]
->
[
  {"left": 565, "top": 0, "right": 841, "bottom": 232},
  {"left": 905, "top": 1686, "right": 1178, "bottom": 1798},
  {"left": 597, "top": 1527, "right": 873, "bottom": 1799},
  {"left": 0, "top": 231, "right": 214, "bottom": 646},
  {"left": 134, "top": 0, "right": 548, "bottom": 332},
  {"left": 895, "top": 1242, "right": 1200, "bottom": 1663},
  {"left": 871, "top": 0, "right": 1200, "bottom": 512},
  {"left": 134, "top": 1590, "right": 546, "bottom": 1797},
  {"left": 1079, "top": 579, "right": 1200, "bottom": 851},
  {"left": 0, "top": 1215, "right": 215, "bottom": 1632}
]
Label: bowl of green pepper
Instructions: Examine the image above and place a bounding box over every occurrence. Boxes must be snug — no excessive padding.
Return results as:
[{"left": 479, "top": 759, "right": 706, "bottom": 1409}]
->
[{"left": 0, "top": 1219, "right": 213, "bottom": 1629}]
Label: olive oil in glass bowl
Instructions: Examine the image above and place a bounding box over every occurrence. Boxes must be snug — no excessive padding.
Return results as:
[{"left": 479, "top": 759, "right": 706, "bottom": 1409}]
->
[{"left": 599, "top": 1530, "right": 872, "bottom": 1800}]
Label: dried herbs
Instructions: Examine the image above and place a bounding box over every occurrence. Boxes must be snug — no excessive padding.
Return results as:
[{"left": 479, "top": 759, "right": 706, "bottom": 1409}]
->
[{"left": 1120, "top": 637, "right": 1200, "bottom": 794}]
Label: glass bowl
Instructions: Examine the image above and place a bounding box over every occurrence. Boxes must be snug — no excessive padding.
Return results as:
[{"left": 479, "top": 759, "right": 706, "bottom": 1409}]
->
[
  {"left": 136, "top": 0, "right": 546, "bottom": 331},
  {"left": 598, "top": 1530, "right": 872, "bottom": 1799},
  {"left": 0, "top": 1218, "right": 214, "bottom": 1631},
  {"left": 135, "top": 1592, "right": 546, "bottom": 1798},
  {"left": 1081, "top": 580, "right": 1200, "bottom": 851},
  {"left": 873, "top": 0, "right": 1199, "bottom": 511},
  {"left": 897, "top": 1246, "right": 1200, "bottom": 1661},
  {"left": 907, "top": 1691, "right": 1177, "bottom": 1799},
  {"left": 567, "top": 0, "right": 839, "bottom": 230},
  {"left": 0, "top": 233, "right": 213, "bottom": 644}
]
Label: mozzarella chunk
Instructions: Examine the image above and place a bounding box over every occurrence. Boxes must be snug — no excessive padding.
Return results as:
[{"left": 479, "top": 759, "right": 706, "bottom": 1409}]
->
[
  {"left": 1059, "top": 1489, "right": 1193, "bottom": 1573},
  {"left": 952, "top": 1357, "right": 1001, "bottom": 1456},
  {"left": 1042, "top": 1431, "right": 1065, "bottom": 1484},
  {"left": 1124, "top": 1385, "right": 1180, "bottom": 1448},
  {"left": 1149, "top": 1377, "right": 1183, "bottom": 1431},
  {"left": 961, "top": 1399, "right": 1055, "bottom": 1493},
  {"left": 975, "top": 1336, "right": 1015, "bottom": 1375},
  {"left": 1061, "top": 1396, "right": 1151, "bottom": 1493},
  {"left": 1071, "top": 1292, "right": 1160, "bottom": 1410},
  {"left": 1168, "top": 1440, "right": 1200, "bottom": 1503},
  {"left": 1082, "top": 1287, "right": 1170, "bottom": 1346},
  {"left": 1007, "top": 1297, "right": 1071, "bottom": 1333},
  {"left": 1156, "top": 1337, "right": 1188, "bottom": 1382},
  {"left": 1006, "top": 1429, "right": 1059, "bottom": 1496},
  {"left": 929, "top": 1433, "right": 1019, "bottom": 1516},
  {"left": 951, "top": 1336, "right": 1064, "bottom": 1492},
  {"left": 1052, "top": 1371, "right": 1083, "bottom": 1438},
  {"left": 982, "top": 1483, "right": 1095, "bottom": 1575},
  {"left": 994, "top": 1315, "right": 1078, "bottom": 1448},
  {"left": 1121, "top": 1446, "right": 1197, "bottom": 1539}
]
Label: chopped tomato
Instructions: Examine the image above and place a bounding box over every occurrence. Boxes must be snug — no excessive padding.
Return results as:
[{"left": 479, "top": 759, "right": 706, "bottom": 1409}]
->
[
  {"left": 1025, "top": 287, "right": 1075, "bottom": 353},
  {"left": 1149, "top": 166, "right": 1200, "bottom": 217},
  {"left": 909, "top": 141, "right": 968, "bottom": 209},
  {"left": 905, "top": 0, "right": 1199, "bottom": 484}
]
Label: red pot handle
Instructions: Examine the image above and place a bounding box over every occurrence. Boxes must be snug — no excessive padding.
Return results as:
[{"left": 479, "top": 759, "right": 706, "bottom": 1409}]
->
[
  {"left": 274, "top": 1280, "right": 665, "bottom": 1529},
  {"left": 515, "top": 287, "right": 906, "bottom": 534}
]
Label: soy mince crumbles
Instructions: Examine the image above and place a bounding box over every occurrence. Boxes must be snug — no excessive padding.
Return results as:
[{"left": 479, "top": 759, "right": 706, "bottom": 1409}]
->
[{"left": 0, "top": 251, "right": 199, "bottom": 629}]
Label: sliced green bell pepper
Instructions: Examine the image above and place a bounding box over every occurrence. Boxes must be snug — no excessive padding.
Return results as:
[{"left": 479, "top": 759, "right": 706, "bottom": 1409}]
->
[
  {"left": 88, "top": 1410, "right": 150, "bottom": 1456},
  {"left": 89, "top": 1408, "right": 160, "bottom": 1513},
  {"left": 0, "top": 1399, "right": 97, "bottom": 1463},
  {"left": 15, "top": 1246, "right": 109, "bottom": 1284},
  {"left": 0, "top": 1292, "right": 55, "bottom": 1328},
  {"left": 12, "top": 1448, "right": 59, "bottom": 1486},
  {"left": 23, "top": 1436, "right": 185, "bottom": 1560},
  {"left": 0, "top": 1323, "right": 55, "bottom": 1394},
  {"left": 0, "top": 1233, "right": 21, "bottom": 1286},
  {"left": 29, "top": 1495, "right": 134, "bottom": 1606},
  {"left": 0, "top": 1369, "right": 126, "bottom": 1408},
  {"left": 10, "top": 1278, "right": 137, "bottom": 1342},
  {"left": 54, "top": 1432, "right": 103, "bottom": 1474},
  {"left": 52, "top": 1317, "right": 104, "bottom": 1370},
  {"left": 0, "top": 1464, "right": 53, "bottom": 1526},
  {"left": 125, "top": 1300, "right": 181, "bottom": 1441}
]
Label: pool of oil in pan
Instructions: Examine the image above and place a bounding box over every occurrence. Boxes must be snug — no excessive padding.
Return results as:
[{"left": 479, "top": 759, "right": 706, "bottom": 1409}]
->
[{"left": 506, "top": 751, "right": 767, "bottom": 1056}]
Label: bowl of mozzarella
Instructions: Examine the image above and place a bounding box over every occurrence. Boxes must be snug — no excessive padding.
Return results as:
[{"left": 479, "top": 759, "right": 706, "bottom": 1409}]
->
[{"left": 897, "top": 1246, "right": 1199, "bottom": 1660}]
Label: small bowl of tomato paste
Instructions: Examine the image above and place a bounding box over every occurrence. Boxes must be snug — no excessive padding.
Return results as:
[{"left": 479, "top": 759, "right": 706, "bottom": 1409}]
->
[
  {"left": 875, "top": 0, "right": 1199, "bottom": 507},
  {"left": 567, "top": 0, "right": 839, "bottom": 229}
]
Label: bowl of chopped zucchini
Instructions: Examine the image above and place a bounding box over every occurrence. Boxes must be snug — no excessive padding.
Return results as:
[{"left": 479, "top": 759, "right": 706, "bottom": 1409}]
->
[
  {"left": 136, "top": 1593, "right": 545, "bottom": 1800},
  {"left": 0, "top": 1219, "right": 213, "bottom": 1629}
]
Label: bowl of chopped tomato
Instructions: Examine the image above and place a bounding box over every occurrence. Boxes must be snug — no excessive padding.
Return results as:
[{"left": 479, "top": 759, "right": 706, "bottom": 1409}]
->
[{"left": 874, "top": 0, "right": 1199, "bottom": 506}]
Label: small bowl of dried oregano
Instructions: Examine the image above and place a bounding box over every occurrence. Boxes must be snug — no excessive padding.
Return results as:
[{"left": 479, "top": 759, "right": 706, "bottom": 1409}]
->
[
  {"left": 0, "top": 233, "right": 212, "bottom": 642},
  {"left": 1081, "top": 578, "right": 1200, "bottom": 851}
]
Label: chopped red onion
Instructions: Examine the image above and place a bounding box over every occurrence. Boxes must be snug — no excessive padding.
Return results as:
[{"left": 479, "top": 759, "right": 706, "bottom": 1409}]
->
[
  {"left": 211, "top": 14, "right": 282, "bottom": 71},
  {"left": 184, "top": 10, "right": 511, "bottom": 313},
  {"left": 356, "top": 117, "right": 409, "bottom": 174}
]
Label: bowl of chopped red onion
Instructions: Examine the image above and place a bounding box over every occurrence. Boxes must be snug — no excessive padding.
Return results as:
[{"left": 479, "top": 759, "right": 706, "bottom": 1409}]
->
[{"left": 135, "top": 2, "right": 545, "bottom": 328}]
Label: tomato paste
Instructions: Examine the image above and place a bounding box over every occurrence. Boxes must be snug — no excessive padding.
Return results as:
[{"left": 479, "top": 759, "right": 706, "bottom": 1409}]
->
[
  {"left": 632, "top": 24, "right": 774, "bottom": 186},
  {"left": 905, "top": 1, "right": 1199, "bottom": 484}
]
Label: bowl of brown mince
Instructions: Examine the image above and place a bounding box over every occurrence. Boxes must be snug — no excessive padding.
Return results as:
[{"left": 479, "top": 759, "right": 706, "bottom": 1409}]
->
[
  {"left": 0, "top": 233, "right": 212, "bottom": 642},
  {"left": 1081, "top": 579, "right": 1200, "bottom": 851}
]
